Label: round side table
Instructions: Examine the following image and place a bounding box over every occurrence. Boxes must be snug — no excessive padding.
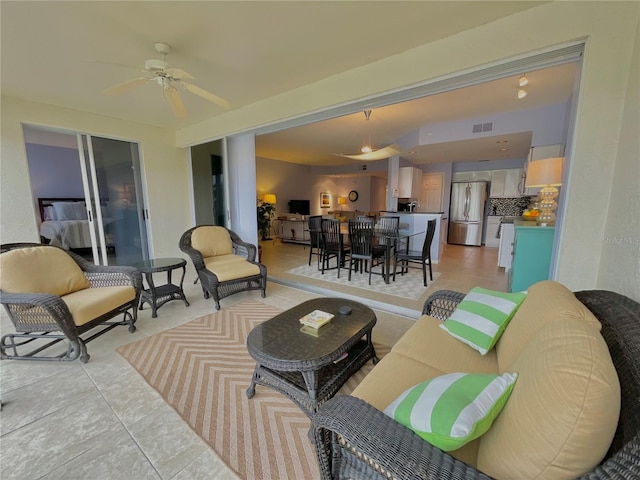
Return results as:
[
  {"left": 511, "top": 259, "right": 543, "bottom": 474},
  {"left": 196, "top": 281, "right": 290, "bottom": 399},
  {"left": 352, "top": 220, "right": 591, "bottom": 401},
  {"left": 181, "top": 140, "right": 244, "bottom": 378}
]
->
[{"left": 133, "top": 257, "right": 190, "bottom": 318}]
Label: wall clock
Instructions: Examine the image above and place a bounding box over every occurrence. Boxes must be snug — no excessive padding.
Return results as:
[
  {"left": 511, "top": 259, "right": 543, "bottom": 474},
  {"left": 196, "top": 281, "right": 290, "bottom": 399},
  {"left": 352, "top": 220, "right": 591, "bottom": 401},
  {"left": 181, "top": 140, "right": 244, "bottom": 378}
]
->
[{"left": 348, "top": 190, "right": 359, "bottom": 202}]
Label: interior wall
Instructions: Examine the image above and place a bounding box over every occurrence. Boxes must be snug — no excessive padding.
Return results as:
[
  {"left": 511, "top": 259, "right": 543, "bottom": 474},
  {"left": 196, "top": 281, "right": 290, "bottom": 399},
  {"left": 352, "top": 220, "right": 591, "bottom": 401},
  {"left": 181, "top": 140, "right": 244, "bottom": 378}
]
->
[
  {"left": 0, "top": 96, "right": 189, "bottom": 259},
  {"left": 256, "top": 157, "right": 314, "bottom": 218},
  {"left": 597, "top": 17, "right": 640, "bottom": 302}
]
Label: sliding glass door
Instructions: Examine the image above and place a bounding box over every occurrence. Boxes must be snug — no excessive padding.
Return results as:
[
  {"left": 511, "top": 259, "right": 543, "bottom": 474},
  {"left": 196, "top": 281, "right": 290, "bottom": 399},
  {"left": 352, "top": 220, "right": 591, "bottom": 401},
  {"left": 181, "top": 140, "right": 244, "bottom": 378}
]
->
[
  {"left": 78, "top": 134, "right": 149, "bottom": 265},
  {"left": 23, "top": 124, "right": 149, "bottom": 266}
]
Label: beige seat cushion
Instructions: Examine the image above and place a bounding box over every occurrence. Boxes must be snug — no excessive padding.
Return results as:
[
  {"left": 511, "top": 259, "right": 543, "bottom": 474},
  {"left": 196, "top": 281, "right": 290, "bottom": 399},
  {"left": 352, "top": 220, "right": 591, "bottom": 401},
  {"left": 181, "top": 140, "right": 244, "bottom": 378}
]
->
[
  {"left": 352, "top": 351, "right": 480, "bottom": 467},
  {"left": 0, "top": 246, "right": 90, "bottom": 296},
  {"left": 191, "top": 226, "right": 233, "bottom": 257},
  {"left": 204, "top": 254, "right": 260, "bottom": 282},
  {"left": 63, "top": 286, "right": 136, "bottom": 326},
  {"left": 496, "top": 280, "right": 601, "bottom": 369},
  {"left": 477, "top": 318, "right": 620, "bottom": 480},
  {"left": 392, "top": 314, "right": 498, "bottom": 375}
]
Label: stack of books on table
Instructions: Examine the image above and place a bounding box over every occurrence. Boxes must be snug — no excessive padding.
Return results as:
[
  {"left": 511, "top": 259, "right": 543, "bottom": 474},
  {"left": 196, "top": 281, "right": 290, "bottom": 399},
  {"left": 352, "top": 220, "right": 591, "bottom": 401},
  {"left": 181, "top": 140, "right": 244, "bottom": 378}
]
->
[{"left": 299, "top": 310, "right": 334, "bottom": 335}]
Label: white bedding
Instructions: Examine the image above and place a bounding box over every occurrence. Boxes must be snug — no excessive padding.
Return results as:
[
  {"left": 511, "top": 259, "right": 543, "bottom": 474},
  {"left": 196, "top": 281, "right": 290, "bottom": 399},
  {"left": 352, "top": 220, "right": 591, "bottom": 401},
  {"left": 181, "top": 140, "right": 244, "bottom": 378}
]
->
[{"left": 40, "top": 219, "right": 113, "bottom": 249}]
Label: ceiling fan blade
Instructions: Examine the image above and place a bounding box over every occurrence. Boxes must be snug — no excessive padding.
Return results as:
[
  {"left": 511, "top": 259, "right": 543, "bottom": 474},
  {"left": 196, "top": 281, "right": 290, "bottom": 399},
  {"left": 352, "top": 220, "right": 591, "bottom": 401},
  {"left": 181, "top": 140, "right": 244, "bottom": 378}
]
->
[
  {"left": 183, "top": 82, "right": 231, "bottom": 109},
  {"left": 165, "top": 68, "right": 194, "bottom": 80},
  {"left": 164, "top": 86, "right": 187, "bottom": 118},
  {"left": 103, "top": 77, "right": 150, "bottom": 96}
]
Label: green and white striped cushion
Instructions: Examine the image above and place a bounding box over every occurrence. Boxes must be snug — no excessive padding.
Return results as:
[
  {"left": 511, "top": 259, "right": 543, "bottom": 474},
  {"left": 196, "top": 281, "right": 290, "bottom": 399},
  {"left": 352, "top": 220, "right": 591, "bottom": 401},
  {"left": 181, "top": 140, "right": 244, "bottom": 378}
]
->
[
  {"left": 440, "top": 287, "right": 527, "bottom": 355},
  {"left": 383, "top": 372, "right": 518, "bottom": 451}
]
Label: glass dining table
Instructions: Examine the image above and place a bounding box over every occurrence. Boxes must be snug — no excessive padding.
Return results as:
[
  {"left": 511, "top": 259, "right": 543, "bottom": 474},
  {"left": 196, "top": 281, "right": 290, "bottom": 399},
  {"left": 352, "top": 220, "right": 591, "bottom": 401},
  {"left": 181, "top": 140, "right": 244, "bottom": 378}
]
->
[{"left": 338, "top": 224, "right": 424, "bottom": 284}]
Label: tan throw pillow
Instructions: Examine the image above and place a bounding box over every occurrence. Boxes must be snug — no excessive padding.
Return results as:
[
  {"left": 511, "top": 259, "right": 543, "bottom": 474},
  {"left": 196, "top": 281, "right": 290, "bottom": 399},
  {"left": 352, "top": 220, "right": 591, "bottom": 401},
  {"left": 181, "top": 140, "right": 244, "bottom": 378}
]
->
[
  {"left": 0, "top": 246, "right": 90, "bottom": 296},
  {"left": 191, "top": 226, "right": 233, "bottom": 257},
  {"left": 477, "top": 317, "right": 620, "bottom": 480}
]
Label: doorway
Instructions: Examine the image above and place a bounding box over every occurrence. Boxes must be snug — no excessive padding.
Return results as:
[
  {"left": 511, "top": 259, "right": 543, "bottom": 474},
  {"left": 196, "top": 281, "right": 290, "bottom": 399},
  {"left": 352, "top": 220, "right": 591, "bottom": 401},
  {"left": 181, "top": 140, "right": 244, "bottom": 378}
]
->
[
  {"left": 23, "top": 125, "right": 150, "bottom": 265},
  {"left": 190, "top": 140, "right": 228, "bottom": 227}
]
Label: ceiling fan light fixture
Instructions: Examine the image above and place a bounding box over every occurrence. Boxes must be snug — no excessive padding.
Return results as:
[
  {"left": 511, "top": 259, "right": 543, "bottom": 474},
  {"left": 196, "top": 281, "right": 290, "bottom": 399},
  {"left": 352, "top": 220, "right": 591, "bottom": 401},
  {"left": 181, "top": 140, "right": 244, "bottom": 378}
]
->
[
  {"left": 519, "top": 74, "right": 529, "bottom": 87},
  {"left": 361, "top": 145, "right": 373, "bottom": 153}
]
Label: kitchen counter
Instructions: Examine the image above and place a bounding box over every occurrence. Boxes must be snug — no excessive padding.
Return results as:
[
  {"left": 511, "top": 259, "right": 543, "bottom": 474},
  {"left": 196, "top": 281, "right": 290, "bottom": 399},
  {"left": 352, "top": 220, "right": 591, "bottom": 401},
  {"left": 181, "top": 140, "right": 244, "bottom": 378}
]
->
[{"left": 379, "top": 212, "right": 444, "bottom": 262}]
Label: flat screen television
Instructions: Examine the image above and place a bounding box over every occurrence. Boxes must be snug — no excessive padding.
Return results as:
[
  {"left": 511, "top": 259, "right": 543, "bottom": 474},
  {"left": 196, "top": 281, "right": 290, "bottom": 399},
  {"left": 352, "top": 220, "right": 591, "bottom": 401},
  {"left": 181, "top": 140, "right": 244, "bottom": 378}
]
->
[{"left": 288, "top": 199, "right": 310, "bottom": 216}]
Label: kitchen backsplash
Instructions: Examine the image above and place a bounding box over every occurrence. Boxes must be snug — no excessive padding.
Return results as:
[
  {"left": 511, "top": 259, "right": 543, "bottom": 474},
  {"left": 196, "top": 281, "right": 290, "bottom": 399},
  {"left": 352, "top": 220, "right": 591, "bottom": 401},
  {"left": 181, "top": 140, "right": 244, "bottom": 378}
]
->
[{"left": 489, "top": 196, "right": 532, "bottom": 216}]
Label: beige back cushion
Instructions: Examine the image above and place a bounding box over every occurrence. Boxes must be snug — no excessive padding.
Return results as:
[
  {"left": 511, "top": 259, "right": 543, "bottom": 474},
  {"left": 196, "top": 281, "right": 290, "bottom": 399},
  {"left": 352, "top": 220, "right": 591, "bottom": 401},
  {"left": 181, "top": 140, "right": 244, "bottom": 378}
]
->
[
  {"left": 477, "top": 318, "right": 620, "bottom": 480},
  {"left": 191, "top": 226, "right": 233, "bottom": 258},
  {"left": 0, "top": 246, "right": 90, "bottom": 296},
  {"left": 496, "top": 281, "right": 601, "bottom": 369}
]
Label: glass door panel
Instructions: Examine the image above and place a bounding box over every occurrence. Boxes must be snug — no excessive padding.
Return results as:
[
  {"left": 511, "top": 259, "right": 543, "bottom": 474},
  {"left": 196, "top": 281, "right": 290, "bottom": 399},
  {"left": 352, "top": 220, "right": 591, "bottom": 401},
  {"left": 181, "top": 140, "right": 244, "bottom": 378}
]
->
[{"left": 88, "top": 136, "right": 149, "bottom": 265}]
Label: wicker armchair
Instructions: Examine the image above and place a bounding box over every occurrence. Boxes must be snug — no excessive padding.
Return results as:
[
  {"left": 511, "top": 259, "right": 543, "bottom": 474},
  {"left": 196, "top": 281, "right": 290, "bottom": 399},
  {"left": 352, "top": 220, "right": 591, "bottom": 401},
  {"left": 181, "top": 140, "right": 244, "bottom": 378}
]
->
[
  {"left": 0, "top": 243, "right": 141, "bottom": 363},
  {"left": 179, "top": 226, "right": 267, "bottom": 310},
  {"left": 311, "top": 289, "right": 640, "bottom": 480}
]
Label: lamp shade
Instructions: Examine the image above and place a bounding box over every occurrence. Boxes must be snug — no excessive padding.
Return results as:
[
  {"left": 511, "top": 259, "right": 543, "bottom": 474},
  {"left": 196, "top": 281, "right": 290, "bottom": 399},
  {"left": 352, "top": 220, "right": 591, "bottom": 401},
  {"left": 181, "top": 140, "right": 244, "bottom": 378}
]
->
[
  {"left": 263, "top": 194, "right": 277, "bottom": 204},
  {"left": 525, "top": 157, "right": 563, "bottom": 187},
  {"left": 338, "top": 197, "right": 347, "bottom": 205}
]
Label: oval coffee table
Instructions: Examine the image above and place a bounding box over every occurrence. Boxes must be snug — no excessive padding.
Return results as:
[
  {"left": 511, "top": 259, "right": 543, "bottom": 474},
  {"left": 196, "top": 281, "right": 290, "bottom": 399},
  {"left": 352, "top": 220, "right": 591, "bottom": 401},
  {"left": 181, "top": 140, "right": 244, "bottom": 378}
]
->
[{"left": 246, "top": 298, "right": 378, "bottom": 418}]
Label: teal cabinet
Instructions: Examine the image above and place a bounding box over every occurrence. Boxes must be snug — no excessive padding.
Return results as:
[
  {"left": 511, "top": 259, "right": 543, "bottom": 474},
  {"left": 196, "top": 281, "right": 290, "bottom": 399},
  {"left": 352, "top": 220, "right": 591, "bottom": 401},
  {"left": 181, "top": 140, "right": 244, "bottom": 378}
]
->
[{"left": 509, "top": 221, "right": 555, "bottom": 292}]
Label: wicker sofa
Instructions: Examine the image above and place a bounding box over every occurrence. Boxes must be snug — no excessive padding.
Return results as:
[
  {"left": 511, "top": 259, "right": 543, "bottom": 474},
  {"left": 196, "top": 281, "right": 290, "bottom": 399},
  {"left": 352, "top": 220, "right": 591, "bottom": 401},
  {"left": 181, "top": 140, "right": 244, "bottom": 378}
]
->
[
  {"left": 0, "top": 243, "right": 141, "bottom": 363},
  {"left": 312, "top": 281, "right": 640, "bottom": 479}
]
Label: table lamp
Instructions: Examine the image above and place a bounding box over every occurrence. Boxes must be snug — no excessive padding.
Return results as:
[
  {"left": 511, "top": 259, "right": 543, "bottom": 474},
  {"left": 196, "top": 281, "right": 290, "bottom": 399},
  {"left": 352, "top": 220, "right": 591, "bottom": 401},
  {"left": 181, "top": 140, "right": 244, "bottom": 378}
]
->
[
  {"left": 263, "top": 194, "right": 277, "bottom": 205},
  {"left": 338, "top": 196, "right": 347, "bottom": 211},
  {"left": 525, "top": 157, "right": 563, "bottom": 226}
]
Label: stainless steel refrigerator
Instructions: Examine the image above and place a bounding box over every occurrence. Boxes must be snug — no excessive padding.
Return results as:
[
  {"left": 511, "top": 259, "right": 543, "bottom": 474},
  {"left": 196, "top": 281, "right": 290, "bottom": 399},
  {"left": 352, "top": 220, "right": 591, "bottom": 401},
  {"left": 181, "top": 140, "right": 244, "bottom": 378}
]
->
[{"left": 448, "top": 181, "right": 487, "bottom": 246}]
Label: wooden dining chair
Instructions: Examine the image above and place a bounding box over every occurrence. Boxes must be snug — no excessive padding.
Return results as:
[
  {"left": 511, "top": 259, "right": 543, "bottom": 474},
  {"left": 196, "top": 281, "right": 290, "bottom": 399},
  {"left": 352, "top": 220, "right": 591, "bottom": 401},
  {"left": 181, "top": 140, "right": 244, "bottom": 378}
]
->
[
  {"left": 307, "top": 215, "right": 323, "bottom": 267},
  {"left": 320, "top": 218, "right": 350, "bottom": 278},
  {"left": 393, "top": 219, "right": 436, "bottom": 286},
  {"left": 347, "top": 219, "right": 385, "bottom": 285}
]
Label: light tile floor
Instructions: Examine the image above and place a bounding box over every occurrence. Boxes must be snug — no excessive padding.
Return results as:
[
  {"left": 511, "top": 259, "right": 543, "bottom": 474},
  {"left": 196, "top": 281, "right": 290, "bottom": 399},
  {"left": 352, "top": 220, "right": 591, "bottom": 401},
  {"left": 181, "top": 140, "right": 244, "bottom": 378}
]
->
[{"left": 0, "top": 243, "right": 506, "bottom": 479}]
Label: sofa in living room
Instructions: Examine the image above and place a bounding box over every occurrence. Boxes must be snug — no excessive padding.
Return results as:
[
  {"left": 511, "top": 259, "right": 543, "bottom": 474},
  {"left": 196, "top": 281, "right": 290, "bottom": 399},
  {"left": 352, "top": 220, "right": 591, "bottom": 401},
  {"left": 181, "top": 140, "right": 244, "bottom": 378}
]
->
[{"left": 311, "top": 281, "right": 640, "bottom": 479}]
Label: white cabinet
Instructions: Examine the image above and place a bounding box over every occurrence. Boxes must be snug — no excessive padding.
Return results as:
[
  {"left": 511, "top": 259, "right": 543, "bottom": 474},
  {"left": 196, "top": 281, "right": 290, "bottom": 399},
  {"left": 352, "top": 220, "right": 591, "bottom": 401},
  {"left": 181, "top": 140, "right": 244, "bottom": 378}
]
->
[
  {"left": 485, "top": 216, "right": 501, "bottom": 247},
  {"left": 490, "top": 170, "right": 507, "bottom": 197},
  {"left": 490, "top": 169, "right": 523, "bottom": 197},
  {"left": 498, "top": 223, "right": 515, "bottom": 271},
  {"left": 398, "top": 167, "right": 422, "bottom": 198}
]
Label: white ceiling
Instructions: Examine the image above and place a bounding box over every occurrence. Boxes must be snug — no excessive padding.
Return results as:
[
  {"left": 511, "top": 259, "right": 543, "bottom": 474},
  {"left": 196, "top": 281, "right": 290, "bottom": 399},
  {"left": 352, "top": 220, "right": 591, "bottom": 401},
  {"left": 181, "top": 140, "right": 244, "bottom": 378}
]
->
[{"left": 2, "top": 1, "right": 577, "bottom": 167}]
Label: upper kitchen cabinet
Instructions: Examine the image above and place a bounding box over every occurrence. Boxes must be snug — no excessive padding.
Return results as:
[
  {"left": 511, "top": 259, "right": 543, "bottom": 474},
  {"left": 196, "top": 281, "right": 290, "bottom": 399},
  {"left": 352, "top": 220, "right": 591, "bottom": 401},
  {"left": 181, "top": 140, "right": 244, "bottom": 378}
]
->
[
  {"left": 398, "top": 167, "right": 423, "bottom": 198},
  {"left": 490, "top": 169, "right": 524, "bottom": 197}
]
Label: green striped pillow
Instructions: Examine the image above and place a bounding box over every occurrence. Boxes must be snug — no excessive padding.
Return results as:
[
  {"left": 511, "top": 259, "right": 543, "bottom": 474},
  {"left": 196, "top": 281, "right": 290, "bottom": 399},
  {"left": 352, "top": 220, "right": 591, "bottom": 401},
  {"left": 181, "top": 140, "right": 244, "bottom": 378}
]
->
[
  {"left": 383, "top": 372, "right": 518, "bottom": 451},
  {"left": 440, "top": 287, "right": 527, "bottom": 355}
]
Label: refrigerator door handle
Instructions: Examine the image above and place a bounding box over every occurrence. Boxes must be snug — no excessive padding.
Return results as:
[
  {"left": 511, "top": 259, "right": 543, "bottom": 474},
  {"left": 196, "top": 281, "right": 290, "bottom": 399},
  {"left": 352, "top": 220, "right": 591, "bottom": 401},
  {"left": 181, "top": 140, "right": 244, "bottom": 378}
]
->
[{"left": 463, "top": 184, "right": 471, "bottom": 219}]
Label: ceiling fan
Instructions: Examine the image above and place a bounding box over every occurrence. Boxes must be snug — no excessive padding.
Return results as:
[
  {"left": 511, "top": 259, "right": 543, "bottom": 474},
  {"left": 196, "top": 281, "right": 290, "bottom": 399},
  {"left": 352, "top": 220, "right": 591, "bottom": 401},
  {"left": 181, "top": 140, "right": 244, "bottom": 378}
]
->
[{"left": 102, "top": 42, "right": 230, "bottom": 118}]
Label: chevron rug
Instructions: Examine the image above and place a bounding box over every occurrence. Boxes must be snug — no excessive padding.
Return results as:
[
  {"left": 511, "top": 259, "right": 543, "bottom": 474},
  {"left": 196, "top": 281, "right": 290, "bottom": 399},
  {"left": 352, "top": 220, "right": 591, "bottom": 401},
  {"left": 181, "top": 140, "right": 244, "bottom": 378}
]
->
[
  {"left": 117, "top": 300, "right": 389, "bottom": 480},
  {"left": 287, "top": 262, "right": 440, "bottom": 300}
]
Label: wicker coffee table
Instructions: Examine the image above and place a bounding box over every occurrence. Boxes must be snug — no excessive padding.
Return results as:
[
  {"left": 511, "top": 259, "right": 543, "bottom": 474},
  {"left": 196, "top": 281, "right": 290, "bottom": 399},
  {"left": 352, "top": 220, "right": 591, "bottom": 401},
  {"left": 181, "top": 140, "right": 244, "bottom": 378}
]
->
[{"left": 246, "top": 298, "right": 378, "bottom": 417}]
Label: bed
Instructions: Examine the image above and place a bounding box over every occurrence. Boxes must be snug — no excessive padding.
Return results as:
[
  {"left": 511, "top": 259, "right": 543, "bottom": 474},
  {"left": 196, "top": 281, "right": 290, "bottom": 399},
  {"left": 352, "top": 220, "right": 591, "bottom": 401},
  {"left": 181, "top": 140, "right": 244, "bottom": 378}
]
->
[{"left": 38, "top": 198, "right": 114, "bottom": 250}]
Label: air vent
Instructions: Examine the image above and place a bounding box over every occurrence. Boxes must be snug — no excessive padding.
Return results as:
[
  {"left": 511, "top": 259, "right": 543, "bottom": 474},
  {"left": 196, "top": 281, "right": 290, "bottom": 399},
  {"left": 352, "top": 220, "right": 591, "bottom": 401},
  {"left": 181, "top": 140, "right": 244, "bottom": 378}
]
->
[{"left": 472, "top": 122, "right": 494, "bottom": 133}]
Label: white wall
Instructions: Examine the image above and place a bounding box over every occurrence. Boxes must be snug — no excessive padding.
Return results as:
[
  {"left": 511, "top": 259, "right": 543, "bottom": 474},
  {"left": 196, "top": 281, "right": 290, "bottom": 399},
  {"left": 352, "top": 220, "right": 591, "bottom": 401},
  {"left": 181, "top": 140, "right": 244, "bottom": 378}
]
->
[
  {"left": 0, "top": 96, "right": 189, "bottom": 258},
  {"left": 597, "top": 19, "right": 640, "bottom": 301}
]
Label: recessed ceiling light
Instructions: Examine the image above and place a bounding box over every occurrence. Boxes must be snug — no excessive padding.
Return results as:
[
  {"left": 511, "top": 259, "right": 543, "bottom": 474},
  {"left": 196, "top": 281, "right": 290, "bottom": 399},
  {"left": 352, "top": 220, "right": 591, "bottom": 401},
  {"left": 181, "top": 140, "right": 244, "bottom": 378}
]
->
[
  {"left": 409, "top": 150, "right": 417, "bottom": 154},
  {"left": 496, "top": 140, "right": 508, "bottom": 144},
  {"left": 499, "top": 148, "right": 510, "bottom": 152}
]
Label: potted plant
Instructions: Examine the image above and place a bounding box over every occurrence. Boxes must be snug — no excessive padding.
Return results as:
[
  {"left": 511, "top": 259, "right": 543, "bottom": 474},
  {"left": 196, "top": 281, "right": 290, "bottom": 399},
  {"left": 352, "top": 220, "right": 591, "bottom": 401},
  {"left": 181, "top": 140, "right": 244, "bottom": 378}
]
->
[{"left": 257, "top": 200, "right": 276, "bottom": 240}]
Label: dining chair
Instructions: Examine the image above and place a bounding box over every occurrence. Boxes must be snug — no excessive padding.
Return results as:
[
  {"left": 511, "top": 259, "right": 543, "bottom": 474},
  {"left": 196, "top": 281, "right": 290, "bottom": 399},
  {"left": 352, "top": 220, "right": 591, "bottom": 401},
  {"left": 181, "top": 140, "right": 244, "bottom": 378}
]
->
[
  {"left": 347, "top": 219, "right": 385, "bottom": 285},
  {"left": 393, "top": 219, "right": 436, "bottom": 286},
  {"left": 374, "top": 215, "right": 400, "bottom": 256},
  {"left": 320, "top": 218, "right": 350, "bottom": 278},
  {"left": 307, "top": 215, "right": 323, "bottom": 267}
]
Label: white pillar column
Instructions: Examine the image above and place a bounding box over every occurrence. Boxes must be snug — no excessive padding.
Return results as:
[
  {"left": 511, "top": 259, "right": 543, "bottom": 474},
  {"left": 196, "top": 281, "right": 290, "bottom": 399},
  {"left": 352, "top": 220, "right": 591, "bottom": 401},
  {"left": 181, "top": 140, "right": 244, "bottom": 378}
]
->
[{"left": 227, "top": 133, "right": 258, "bottom": 246}]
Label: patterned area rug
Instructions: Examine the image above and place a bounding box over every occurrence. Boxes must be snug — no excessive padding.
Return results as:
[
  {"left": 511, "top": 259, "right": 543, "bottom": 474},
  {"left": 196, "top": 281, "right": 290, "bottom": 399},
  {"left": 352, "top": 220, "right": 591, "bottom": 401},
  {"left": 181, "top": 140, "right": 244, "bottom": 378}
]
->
[
  {"left": 286, "top": 262, "right": 440, "bottom": 300},
  {"left": 117, "top": 300, "right": 389, "bottom": 480}
]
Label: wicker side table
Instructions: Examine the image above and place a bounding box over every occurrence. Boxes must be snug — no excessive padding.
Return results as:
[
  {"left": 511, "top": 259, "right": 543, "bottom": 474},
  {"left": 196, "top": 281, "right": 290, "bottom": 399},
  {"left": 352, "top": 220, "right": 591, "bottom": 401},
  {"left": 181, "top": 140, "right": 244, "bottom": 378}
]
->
[
  {"left": 246, "top": 298, "right": 378, "bottom": 417},
  {"left": 133, "top": 257, "right": 190, "bottom": 318}
]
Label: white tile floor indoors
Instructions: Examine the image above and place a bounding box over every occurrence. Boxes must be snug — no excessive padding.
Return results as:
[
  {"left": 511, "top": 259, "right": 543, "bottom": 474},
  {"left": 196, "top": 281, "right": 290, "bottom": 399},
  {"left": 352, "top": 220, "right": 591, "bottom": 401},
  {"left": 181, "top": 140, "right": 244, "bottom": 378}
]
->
[{"left": 0, "top": 242, "right": 506, "bottom": 479}]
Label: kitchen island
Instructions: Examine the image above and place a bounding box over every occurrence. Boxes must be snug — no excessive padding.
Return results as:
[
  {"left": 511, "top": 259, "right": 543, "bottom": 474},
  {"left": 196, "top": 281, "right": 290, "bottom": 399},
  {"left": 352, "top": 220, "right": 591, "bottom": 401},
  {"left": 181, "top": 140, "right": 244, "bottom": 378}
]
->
[{"left": 379, "top": 212, "right": 444, "bottom": 263}]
